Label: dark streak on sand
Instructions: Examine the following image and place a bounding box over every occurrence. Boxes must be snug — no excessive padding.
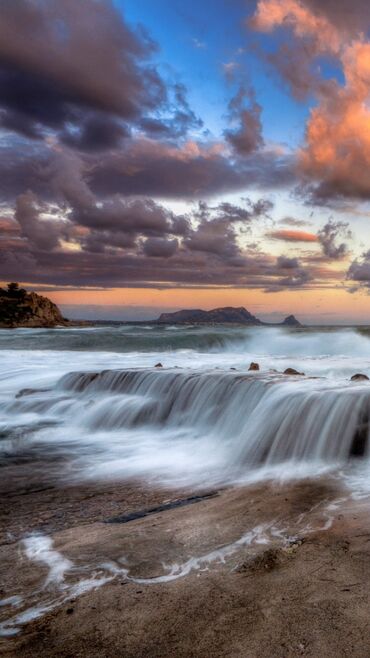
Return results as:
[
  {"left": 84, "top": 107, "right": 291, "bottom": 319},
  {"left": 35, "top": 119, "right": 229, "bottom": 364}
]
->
[{"left": 105, "top": 491, "right": 219, "bottom": 524}]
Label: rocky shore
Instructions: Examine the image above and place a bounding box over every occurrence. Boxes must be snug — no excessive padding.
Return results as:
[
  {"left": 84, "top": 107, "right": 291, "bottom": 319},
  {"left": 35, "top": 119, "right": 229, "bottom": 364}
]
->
[
  {"left": 0, "top": 284, "right": 68, "bottom": 329},
  {"left": 0, "top": 460, "right": 369, "bottom": 658}
]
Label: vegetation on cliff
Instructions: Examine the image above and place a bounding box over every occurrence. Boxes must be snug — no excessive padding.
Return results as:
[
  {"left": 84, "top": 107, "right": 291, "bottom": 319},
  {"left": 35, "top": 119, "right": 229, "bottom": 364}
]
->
[{"left": 0, "top": 283, "right": 67, "bottom": 328}]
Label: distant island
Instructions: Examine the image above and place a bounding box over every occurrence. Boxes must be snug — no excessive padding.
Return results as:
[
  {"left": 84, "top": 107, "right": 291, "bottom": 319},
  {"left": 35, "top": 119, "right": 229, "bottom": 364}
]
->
[
  {"left": 0, "top": 282, "right": 68, "bottom": 328},
  {"left": 156, "top": 307, "right": 302, "bottom": 326}
]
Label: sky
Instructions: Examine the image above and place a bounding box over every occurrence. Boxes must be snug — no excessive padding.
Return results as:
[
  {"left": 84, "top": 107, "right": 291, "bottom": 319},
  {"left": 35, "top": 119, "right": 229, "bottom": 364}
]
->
[{"left": 2, "top": 0, "right": 370, "bottom": 323}]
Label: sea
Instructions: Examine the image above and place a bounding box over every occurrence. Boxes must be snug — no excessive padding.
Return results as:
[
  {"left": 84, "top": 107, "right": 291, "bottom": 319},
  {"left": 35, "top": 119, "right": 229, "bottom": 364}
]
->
[{"left": 1, "top": 323, "right": 370, "bottom": 496}]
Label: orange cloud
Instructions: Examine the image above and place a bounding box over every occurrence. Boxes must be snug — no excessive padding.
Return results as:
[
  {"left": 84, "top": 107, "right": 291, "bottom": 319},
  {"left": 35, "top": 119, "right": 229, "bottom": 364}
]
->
[
  {"left": 252, "top": 0, "right": 370, "bottom": 200},
  {"left": 268, "top": 229, "right": 319, "bottom": 242},
  {"left": 250, "top": 0, "right": 340, "bottom": 54}
]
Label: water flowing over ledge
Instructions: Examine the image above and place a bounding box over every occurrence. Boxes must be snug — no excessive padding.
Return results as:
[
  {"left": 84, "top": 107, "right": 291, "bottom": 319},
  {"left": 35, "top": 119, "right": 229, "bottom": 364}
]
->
[{"left": 1, "top": 366, "right": 369, "bottom": 489}]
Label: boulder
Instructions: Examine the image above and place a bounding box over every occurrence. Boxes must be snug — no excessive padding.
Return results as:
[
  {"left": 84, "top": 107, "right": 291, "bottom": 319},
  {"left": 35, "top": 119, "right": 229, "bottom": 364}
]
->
[
  {"left": 350, "top": 373, "right": 369, "bottom": 381},
  {"left": 154, "top": 363, "right": 163, "bottom": 368},
  {"left": 248, "top": 362, "right": 260, "bottom": 371},
  {"left": 283, "top": 368, "right": 305, "bottom": 376}
]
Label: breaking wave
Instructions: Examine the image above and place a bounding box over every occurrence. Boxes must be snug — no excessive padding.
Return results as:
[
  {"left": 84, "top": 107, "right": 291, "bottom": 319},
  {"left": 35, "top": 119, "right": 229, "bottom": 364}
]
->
[{"left": 2, "top": 324, "right": 370, "bottom": 358}]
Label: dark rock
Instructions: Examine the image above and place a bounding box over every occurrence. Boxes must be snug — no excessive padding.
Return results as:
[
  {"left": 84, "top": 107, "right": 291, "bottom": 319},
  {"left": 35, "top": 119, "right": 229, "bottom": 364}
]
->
[
  {"left": 15, "top": 388, "right": 50, "bottom": 398},
  {"left": 0, "top": 283, "right": 68, "bottom": 328},
  {"left": 350, "top": 373, "right": 369, "bottom": 381},
  {"left": 248, "top": 362, "right": 260, "bottom": 371},
  {"left": 154, "top": 363, "right": 163, "bottom": 368},
  {"left": 281, "top": 314, "right": 302, "bottom": 327},
  {"left": 284, "top": 368, "right": 305, "bottom": 376},
  {"left": 350, "top": 414, "right": 369, "bottom": 457}
]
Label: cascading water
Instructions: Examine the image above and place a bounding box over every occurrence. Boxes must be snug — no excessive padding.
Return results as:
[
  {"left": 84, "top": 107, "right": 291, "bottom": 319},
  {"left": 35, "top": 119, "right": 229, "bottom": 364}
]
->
[{"left": 1, "top": 360, "right": 369, "bottom": 488}]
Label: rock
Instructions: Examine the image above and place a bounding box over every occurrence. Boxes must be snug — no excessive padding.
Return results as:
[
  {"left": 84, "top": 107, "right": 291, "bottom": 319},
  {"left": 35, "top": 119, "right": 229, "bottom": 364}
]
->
[
  {"left": 283, "top": 368, "right": 305, "bottom": 376},
  {"left": 15, "top": 387, "right": 50, "bottom": 398},
  {"left": 0, "top": 283, "right": 68, "bottom": 328},
  {"left": 350, "top": 373, "right": 369, "bottom": 381},
  {"left": 248, "top": 362, "right": 260, "bottom": 371},
  {"left": 154, "top": 363, "right": 163, "bottom": 368},
  {"left": 350, "top": 422, "right": 368, "bottom": 457},
  {"left": 281, "top": 314, "right": 302, "bottom": 327}
]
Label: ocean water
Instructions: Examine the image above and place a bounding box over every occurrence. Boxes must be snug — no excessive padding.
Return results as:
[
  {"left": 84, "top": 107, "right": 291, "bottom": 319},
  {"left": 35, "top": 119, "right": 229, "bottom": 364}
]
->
[{"left": 0, "top": 323, "right": 370, "bottom": 492}]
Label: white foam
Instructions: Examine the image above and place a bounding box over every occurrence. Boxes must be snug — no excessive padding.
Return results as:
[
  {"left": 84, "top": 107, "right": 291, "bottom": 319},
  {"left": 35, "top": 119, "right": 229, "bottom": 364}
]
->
[{"left": 23, "top": 534, "right": 73, "bottom": 586}]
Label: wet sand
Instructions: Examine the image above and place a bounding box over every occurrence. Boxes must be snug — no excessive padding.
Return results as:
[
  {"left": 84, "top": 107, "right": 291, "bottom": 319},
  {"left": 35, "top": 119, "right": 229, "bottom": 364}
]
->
[{"left": 1, "top": 465, "right": 370, "bottom": 657}]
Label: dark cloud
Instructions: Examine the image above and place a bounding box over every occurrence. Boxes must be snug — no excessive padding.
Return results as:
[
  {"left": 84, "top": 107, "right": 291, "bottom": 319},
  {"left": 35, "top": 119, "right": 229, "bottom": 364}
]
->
[
  {"left": 224, "top": 86, "right": 263, "bottom": 156},
  {"left": 61, "top": 114, "right": 130, "bottom": 152},
  {"left": 0, "top": 0, "right": 167, "bottom": 146},
  {"left": 317, "top": 220, "right": 351, "bottom": 260},
  {"left": 72, "top": 197, "right": 189, "bottom": 238},
  {"left": 15, "top": 191, "right": 63, "bottom": 251},
  {"left": 303, "top": 0, "right": 370, "bottom": 34},
  {"left": 347, "top": 250, "right": 370, "bottom": 292},
  {"left": 142, "top": 237, "right": 179, "bottom": 258}
]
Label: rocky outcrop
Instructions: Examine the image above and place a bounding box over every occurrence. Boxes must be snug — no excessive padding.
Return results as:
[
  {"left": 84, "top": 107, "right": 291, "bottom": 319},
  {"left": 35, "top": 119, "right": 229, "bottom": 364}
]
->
[
  {"left": 0, "top": 284, "right": 68, "bottom": 328},
  {"left": 248, "top": 362, "right": 260, "bottom": 371},
  {"left": 351, "top": 374, "right": 369, "bottom": 382},
  {"left": 281, "top": 315, "right": 302, "bottom": 327},
  {"left": 156, "top": 306, "right": 302, "bottom": 326},
  {"left": 284, "top": 368, "right": 305, "bottom": 376}
]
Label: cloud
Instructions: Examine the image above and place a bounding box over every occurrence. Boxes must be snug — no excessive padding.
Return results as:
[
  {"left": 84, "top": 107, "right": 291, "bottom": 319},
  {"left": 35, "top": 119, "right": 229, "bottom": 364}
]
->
[
  {"left": 142, "top": 237, "right": 179, "bottom": 258},
  {"left": 0, "top": 1, "right": 168, "bottom": 143},
  {"left": 224, "top": 86, "right": 264, "bottom": 156},
  {"left": 347, "top": 250, "right": 370, "bottom": 292},
  {"left": 15, "top": 191, "right": 63, "bottom": 251},
  {"left": 278, "top": 216, "right": 311, "bottom": 227},
  {"left": 317, "top": 220, "right": 351, "bottom": 260},
  {"left": 268, "top": 229, "right": 318, "bottom": 242},
  {"left": 251, "top": 0, "right": 370, "bottom": 202}
]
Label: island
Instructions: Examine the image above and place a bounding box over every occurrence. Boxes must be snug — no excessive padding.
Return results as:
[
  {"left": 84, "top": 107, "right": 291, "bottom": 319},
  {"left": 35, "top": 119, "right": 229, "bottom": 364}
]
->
[{"left": 156, "top": 306, "right": 302, "bottom": 326}]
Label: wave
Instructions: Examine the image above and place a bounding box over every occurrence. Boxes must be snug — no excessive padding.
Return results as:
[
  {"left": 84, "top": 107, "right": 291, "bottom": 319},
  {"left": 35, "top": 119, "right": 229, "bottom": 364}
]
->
[
  {"left": 2, "top": 324, "right": 370, "bottom": 358},
  {"left": 2, "top": 367, "right": 369, "bottom": 488}
]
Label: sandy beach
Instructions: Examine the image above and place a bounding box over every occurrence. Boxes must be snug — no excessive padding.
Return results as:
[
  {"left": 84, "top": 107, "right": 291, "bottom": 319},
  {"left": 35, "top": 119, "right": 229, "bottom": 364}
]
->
[{"left": 1, "top": 461, "right": 369, "bottom": 658}]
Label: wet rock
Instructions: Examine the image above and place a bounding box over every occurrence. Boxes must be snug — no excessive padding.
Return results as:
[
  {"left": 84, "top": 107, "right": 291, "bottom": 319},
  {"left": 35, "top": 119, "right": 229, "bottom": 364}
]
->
[
  {"left": 350, "top": 373, "right": 369, "bottom": 381},
  {"left": 236, "top": 538, "right": 304, "bottom": 574},
  {"left": 248, "top": 362, "right": 260, "bottom": 371},
  {"left": 284, "top": 368, "right": 305, "bottom": 376},
  {"left": 350, "top": 416, "right": 368, "bottom": 457},
  {"left": 15, "top": 387, "right": 49, "bottom": 398},
  {"left": 154, "top": 363, "right": 163, "bottom": 368}
]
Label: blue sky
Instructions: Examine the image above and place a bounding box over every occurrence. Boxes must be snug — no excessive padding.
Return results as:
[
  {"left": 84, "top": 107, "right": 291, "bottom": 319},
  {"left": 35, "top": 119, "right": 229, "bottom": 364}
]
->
[{"left": 120, "top": 0, "right": 309, "bottom": 146}]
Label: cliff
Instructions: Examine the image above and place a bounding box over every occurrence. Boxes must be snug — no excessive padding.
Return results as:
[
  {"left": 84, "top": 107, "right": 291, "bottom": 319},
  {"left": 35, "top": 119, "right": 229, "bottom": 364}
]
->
[
  {"left": 0, "top": 284, "right": 68, "bottom": 328},
  {"left": 156, "top": 307, "right": 302, "bottom": 326}
]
